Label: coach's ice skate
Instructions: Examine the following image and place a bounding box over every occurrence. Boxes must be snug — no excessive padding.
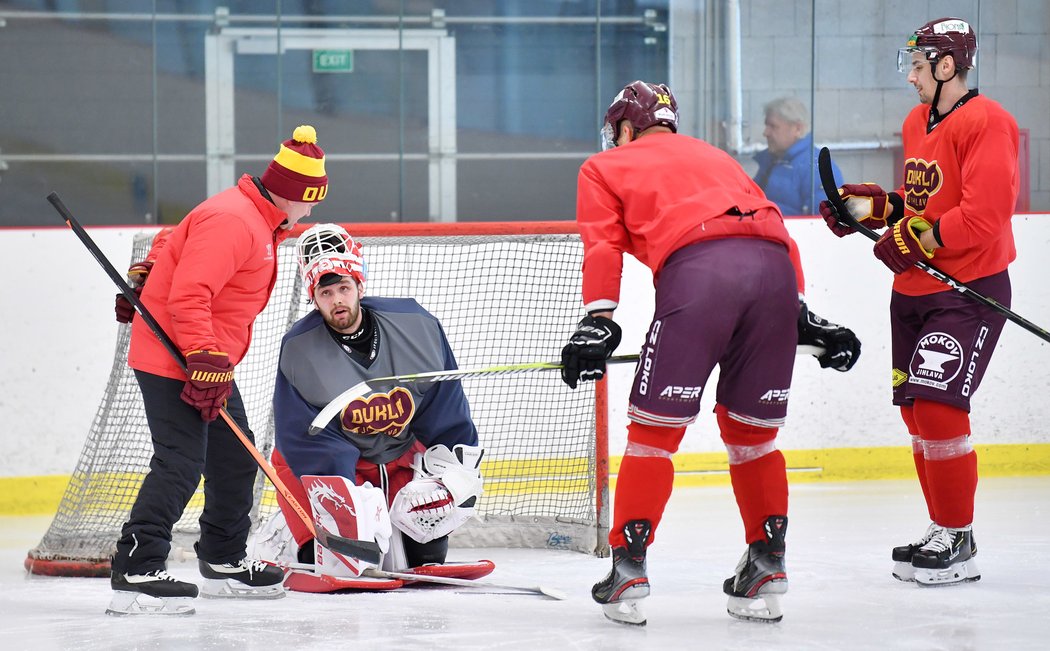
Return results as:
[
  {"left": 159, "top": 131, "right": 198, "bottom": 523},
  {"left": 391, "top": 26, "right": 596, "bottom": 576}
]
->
[
  {"left": 891, "top": 522, "right": 945, "bottom": 581},
  {"left": 106, "top": 569, "right": 198, "bottom": 616},
  {"left": 723, "top": 515, "right": 788, "bottom": 623},
  {"left": 199, "top": 558, "right": 286, "bottom": 599},
  {"left": 911, "top": 526, "right": 980, "bottom": 587},
  {"left": 592, "top": 519, "right": 651, "bottom": 626}
]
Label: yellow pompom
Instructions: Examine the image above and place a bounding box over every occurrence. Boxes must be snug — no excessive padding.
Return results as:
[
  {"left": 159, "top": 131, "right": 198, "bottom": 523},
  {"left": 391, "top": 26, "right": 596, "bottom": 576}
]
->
[{"left": 292, "top": 125, "right": 318, "bottom": 144}]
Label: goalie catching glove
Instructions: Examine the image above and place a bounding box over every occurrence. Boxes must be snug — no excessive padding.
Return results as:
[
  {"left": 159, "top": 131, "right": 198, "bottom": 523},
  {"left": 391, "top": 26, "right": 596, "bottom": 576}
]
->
[
  {"left": 819, "top": 183, "right": 904, "bottom": 237},
  {"left": 391, "top": 444, "right": 484, "bottom": 544},
  {"left": 561, "top": 314, "right": 622, "bottom": 389},
  {"left": 798, "top": 301, "right": 861, "bottom": 372}
]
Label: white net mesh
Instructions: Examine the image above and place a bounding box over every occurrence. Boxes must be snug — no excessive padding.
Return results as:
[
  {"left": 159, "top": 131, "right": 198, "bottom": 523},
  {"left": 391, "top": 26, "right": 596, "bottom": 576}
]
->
[{"left": 26, "top": 226, "right": 609, "bottom": 575}]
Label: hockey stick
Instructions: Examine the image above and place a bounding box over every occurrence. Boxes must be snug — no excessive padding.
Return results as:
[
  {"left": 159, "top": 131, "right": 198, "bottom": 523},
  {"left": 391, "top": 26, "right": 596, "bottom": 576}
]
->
[
  {"left": 816, "top": 148, "right": 1050, "bottom": 344},
  {"left": 48, "top": 192, "right": 381, "bottom": 564},
  {"left": 308, "top": 346, "right": 826, "bottom": 435},
  {"left": 275, "top": 560, "right": 566, "bottom": 599}
]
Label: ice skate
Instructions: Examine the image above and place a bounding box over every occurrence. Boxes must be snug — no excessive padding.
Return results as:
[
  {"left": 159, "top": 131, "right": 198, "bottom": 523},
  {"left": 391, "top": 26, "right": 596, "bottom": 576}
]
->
[
  {"left": 199, "top": 557, "right": 286, "bottom": 599},
  {"left": 106, "top": 569, "right": 198, "bottom": 616},
  {"left": 592, "top": 519, "right": 651, "bottom": 626},
  {"left": 723, "top": 515, "right": 788, "bottom": 623},
  {"left": 891, "top": 522, "right": 945, "bottom": 582},
  {"left": 911, "top": 526, "right": 980, "bottom": 587}
]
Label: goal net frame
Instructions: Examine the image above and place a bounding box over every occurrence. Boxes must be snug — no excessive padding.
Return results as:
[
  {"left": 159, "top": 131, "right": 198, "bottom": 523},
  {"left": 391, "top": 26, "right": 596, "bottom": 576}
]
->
[{"left": 26, "top": 221, "right": 611, "bottom": 577}]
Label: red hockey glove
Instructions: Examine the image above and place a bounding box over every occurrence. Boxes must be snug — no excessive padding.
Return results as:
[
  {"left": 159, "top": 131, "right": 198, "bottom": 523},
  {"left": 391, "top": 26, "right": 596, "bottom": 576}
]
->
[
  {"left": 873, "top": 216, "right": 935, "bottom": 274},
  {"left": 819, "top": 183, "right": 903, "bottom": 237},
  {"left": 180, "top": 350, "right": 234, "bottom": 422},
  {"left": 561, "top": 315, "right": 622, "bottom": 389},
  {"left": 114, "top": 260, "right": 153, "bottom": 324}
]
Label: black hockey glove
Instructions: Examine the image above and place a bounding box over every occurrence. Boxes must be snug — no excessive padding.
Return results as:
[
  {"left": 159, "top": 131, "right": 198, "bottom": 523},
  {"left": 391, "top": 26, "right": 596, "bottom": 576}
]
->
[
  {"left": 797, "top": 302, "right": 861, "bottom": 372},
  {"left": 561, "top": 315, "right": 622, "bottom": 389}
]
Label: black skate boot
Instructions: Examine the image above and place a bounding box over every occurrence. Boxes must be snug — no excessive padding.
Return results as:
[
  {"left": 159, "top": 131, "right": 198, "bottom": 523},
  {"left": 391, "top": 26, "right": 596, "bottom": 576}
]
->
[
  {"left": 592, "top": 519, "right": 651, "bottom": 626},
  {"left": 199, "top": 557, "right": 286, "bottom": 599},
  {"left": 911, "top": 526, "right": 980, "bottom": 587},
  {"left": 107, "top": 569, "right": 199, "bottom": 616},
  {"left": 891, "top": 522, "right": 944, "bottom": 582},
  {"left": 723, "top": 515, "right": 788, "bottom": 623}
]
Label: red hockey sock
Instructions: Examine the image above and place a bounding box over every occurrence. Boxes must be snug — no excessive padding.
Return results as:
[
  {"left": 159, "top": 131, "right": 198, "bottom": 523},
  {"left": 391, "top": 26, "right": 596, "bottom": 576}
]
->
[
  {"left": 912, "top": 399, "right": 976, "bottom": 528},
  {"left": 717, "top": 404, "right": 788, "bottom": 544},
  {"left": 900, "top": 405, "right": 935, "bottom": 522},
  {"left": 609, "top": 421, "right": 681, "bottom": 548}
]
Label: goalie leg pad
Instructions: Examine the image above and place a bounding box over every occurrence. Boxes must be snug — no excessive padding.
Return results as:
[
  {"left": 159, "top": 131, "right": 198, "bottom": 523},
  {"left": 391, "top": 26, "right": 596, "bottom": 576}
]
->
[{"left": 303, "top": 475, "right": 391, "bottom": 578}]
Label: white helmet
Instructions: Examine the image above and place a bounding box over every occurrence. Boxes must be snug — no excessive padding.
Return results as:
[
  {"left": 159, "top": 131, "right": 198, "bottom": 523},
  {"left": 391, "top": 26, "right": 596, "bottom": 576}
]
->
[{"left": 296, "top": 223, "right": 367, "bottom": 299}]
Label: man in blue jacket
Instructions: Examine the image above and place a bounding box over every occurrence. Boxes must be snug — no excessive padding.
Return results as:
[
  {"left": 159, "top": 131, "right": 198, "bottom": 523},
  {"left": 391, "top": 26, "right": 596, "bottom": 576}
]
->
[{"left": 753, "top": 97, "right": 842, "bottom": 216}]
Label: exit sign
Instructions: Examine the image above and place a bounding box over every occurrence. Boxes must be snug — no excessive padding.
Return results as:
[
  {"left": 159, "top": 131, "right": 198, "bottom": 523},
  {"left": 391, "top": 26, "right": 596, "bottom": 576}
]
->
[{"left": 313, "top": 50, "right": 354, "bottom": 73}]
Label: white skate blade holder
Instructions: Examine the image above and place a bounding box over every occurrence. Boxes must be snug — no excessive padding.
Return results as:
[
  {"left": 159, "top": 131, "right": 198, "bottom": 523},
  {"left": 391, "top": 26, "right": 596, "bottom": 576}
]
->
[
  {"left": 200, "top": 577, "right": 285, "bottom": 600},
  {"left": 914, "top": 559, "right": 981, "bottom": 587},
  {"left": 892, "top": 561, "right": 916, "bottom": 582},
  {"left": 106, "top": 591, "right": 195, "bottom": 616},
  {"left": 727, "top": 593, "right": 784, "bottom": 623},
  {"left": 602, "top": 599, "right": 646, "bottom": 626}
]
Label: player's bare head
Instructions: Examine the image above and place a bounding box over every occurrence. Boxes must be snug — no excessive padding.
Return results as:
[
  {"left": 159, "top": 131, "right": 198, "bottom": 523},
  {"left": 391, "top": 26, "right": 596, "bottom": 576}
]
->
[
  {"left": 600, "top": 80, "right": 678, "bottom": 151},
  {"left": 897, "top": 17, "right": 977, "bottom": 78}
]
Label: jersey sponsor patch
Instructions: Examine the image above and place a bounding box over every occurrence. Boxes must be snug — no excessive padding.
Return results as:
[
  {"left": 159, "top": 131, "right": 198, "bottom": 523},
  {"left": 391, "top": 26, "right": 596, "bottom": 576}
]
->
[
  {"left": 758, "top": 388, "right": 790, "bottom": 404},
  {"left": 891, "top": 368, "right": 909, "bottom": 388},
  {"left": 908, "top": 331, "right": 962, "bottom": 391},
  {"left": 658, "top": 385, "right": 702, "bottom": 401},
  {"left": 340, "top": 387, "right": 415, "bottom": 437}
]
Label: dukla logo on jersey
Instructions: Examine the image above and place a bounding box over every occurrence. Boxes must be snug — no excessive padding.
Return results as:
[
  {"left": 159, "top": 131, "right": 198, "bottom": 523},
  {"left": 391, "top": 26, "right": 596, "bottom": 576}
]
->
[
  {"left": 908, "top": 331, "right": 962, "bottom": 391},
  {"left": 341, "top": 387, "right": 415, "bottom": 437},
  {"left": 904, "top": 158, "right": 943, "bottom": 214}
]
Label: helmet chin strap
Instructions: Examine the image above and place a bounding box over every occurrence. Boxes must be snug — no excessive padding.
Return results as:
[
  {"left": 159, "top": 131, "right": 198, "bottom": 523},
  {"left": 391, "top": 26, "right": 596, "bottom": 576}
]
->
[{"left": 928, "top": 55, "right": 959, "bottom": 122}]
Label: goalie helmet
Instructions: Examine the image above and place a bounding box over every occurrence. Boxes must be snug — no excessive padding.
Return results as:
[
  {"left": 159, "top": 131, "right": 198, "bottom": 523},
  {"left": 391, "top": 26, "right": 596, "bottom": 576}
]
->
[
  {"left": 600, "top": 80, "right": 678, "bottom": 151},
  {"left": 897, "top": 17, "right": 977, "bottom": 73},
  {"left": 297, "top": 223, "right": 367, "bottom": 299}
]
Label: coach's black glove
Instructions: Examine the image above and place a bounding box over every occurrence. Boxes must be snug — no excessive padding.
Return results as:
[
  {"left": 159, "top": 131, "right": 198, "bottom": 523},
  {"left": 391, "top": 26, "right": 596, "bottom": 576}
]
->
[
  {"left": 561, "top": 315, "right": 622, "bottom": 389},
  {"left": 798, "top": 302, "right": 861, "bottom": 372}
]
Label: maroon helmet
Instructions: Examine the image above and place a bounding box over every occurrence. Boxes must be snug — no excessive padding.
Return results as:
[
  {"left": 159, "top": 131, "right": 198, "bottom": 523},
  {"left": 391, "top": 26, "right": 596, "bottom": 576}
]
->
[
  {"left": 897, "top": 17, "right": 977, "bottom": 73},
  {"left": 600, "top": 80, "right": 678, "bottom": 151}
]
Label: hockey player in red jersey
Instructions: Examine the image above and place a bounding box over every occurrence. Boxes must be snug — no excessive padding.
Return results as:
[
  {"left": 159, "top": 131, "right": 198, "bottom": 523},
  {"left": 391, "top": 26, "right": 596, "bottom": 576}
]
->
[
  {"left": 820, "top": 18, "right": 1019, "bottom": 586},
  {"left": 562, "top": 80, "right": 862, "bottom": 625}
]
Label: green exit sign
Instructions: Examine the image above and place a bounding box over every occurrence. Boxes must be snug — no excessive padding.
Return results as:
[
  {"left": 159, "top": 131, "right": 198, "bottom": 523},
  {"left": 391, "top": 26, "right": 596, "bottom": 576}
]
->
[{"left": 313, "top": 50, "right": 354, "bottom": 73}]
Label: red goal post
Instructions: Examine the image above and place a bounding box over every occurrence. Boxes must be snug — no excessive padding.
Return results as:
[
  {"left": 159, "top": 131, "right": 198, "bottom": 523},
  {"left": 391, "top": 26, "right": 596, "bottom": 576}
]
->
[{"left": 26, "top": 220, "right": 611, "bottom": 577}]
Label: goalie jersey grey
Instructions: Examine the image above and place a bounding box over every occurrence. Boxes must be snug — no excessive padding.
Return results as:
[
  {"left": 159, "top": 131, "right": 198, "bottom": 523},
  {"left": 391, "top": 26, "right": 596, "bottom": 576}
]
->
[{"left": 274, "top": 297, "right": 478, "bottom": 479}]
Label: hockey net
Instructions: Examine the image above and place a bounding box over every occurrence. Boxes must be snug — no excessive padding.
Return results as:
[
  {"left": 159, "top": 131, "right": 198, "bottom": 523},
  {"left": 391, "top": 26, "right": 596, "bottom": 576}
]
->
[{"left": 26, "top": 222, "right": 610, "bottom": 577}]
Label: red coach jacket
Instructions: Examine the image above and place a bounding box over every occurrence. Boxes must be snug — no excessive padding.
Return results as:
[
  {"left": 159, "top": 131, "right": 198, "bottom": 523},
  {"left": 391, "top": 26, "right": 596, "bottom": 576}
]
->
[{"left": 128, "top": 174, "right": 292, "bottom": 380}]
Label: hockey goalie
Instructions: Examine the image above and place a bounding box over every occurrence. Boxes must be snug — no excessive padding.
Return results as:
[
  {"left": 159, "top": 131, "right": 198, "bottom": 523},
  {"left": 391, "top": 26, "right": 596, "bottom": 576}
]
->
[{"left": 251, "top": 224, "right": 491, "bottom": 590}]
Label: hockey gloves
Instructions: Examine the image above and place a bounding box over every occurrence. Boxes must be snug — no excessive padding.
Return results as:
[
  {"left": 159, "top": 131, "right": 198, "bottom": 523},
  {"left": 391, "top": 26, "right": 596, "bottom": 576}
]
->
[
  {"left": 798, "top": 302, "right": 861, "bottom": 372},
  {"left": 819, "top": 183, "right": 904, "bottom": 237},
  {"left": 561, "top": 315, "right": 622, "bottom": 389},
  {"left": 873, "top": 216, "right": 936, "bottom": 274},
  {"left": 180, "top": 350, "right": 234, "bottom": 422},
  {"left": 114, "top": 260, "right": 153, "bottom": 324}
]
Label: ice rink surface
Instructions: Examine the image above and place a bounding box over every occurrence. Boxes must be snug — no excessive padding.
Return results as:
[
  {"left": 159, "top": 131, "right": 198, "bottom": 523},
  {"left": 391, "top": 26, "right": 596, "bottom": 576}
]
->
[{"left": 2, "top": 477, "right": 1047, "bottom": 651}]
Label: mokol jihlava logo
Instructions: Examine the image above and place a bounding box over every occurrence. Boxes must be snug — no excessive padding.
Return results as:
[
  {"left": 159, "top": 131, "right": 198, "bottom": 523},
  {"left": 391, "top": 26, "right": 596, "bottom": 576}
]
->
[{"left": 909, "top": 332, "right": 963, "bottom": 391}]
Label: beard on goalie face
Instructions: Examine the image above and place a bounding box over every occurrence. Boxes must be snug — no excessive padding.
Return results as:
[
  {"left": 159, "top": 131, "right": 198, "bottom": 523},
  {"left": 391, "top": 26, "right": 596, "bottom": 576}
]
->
[{"left": 316, "top": 277, "right": 364, "bottom": 334}]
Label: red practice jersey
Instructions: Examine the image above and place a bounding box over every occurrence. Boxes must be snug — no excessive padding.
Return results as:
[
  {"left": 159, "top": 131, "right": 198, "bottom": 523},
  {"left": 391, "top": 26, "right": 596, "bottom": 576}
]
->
[
  {"left": 895, "top": 94, "right": 1019, "bottom": 296},
  {"left": 575, "top": 132, "right": 804, "bottom": 311}
]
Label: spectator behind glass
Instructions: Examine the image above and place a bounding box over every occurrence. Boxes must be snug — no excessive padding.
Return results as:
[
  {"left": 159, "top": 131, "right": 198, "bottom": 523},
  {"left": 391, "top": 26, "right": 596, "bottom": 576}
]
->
[{"left": 753, "top": 97, "right": 842, "bottom": 216}]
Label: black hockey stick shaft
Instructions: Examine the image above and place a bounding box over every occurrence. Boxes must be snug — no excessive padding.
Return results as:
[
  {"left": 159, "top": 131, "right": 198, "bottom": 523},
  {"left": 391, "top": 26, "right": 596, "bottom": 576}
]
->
[
  {"left": 48, "top": 192, "right": 381, "bottom": 563},
  {"left": 816, "top": 148, "right": 1050, "bottom": 344}
]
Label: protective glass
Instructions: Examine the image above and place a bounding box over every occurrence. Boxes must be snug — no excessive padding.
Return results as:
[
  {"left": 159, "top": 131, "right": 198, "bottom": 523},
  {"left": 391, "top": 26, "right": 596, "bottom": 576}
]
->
[{"left": 897, "top": 46, "right": 937, "bottom": 73}]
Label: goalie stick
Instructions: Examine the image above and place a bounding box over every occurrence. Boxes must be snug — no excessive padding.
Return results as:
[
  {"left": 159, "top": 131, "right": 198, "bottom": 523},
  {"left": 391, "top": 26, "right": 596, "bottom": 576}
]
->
[
  {"left": 48, "top": 192, "right": 382, "bottom": 565},
  {"left": 817, "top": 147, "right": 1050, "bottom": 344},
  {"left": 308, "top": 346, "right": 825, "bottom": 435},
  {"left": 275, "top": 560, "right": 566, "bottom": 599}
]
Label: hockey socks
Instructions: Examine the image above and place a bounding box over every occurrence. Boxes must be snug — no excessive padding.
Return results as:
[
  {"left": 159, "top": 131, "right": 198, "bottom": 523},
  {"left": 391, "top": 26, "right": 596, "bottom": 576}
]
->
[
  {"left": 608, "top": 422, "right": 681, "bottom": 548},
  {"left": 717, "top": 404, "right": 788, "bottom": 544}
]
